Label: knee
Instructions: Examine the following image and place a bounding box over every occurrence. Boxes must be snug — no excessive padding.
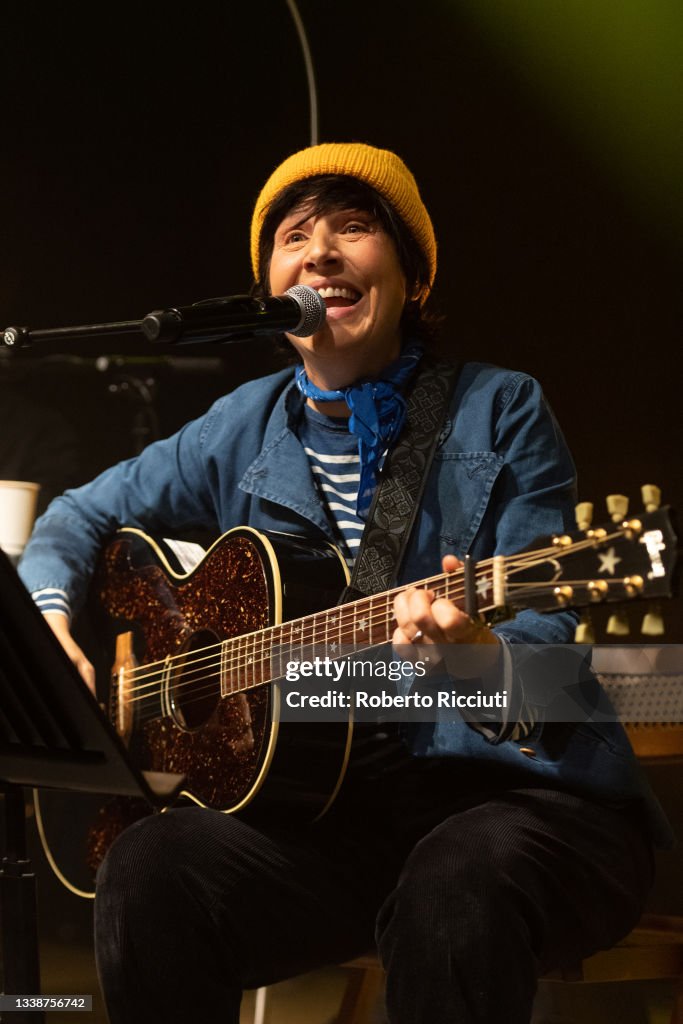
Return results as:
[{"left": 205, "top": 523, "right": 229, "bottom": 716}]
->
[
  {"left": 95, "top": 807, "right": 224, "bottom": 904},
  {"left": 96, "top": 812, "right": 180, "bottom": 901},
  {"left": 398, "top": 819, "right": 516, "bottom": 901},
  {"left": 376, "top": 820, "right": 530, "bottom": 950},
  {"left": 94, "top": 808, "right": 236, "bottom": 958},
  {"left": 93, "top": 811, "right": 245, "bottom": 1002},
  {"left": 95, "top": 806, "right": 264, "bottom": 916}
]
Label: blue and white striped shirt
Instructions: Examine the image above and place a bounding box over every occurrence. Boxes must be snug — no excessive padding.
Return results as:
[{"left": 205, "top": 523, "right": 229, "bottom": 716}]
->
[
  {"left": 298, "top": 405, "right": 366, "bottom": 567},
  {"left": 33, "top": 587, "right": 71, "bottom": 619}
]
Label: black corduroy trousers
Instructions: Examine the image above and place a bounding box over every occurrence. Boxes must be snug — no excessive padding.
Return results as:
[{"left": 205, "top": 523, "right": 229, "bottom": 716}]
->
[{"left": 94, "top": 760, "right": 653, "bottom": 1024}]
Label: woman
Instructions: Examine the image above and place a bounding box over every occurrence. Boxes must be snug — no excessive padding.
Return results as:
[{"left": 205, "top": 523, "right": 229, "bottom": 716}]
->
[{"left": 19, "top": 143, "right": 659, "bottom": 1024}]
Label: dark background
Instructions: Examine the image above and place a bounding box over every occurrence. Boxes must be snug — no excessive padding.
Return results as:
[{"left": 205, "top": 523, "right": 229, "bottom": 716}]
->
[{"left": 0, "top": 1, "right": 680, "bottom": 612}]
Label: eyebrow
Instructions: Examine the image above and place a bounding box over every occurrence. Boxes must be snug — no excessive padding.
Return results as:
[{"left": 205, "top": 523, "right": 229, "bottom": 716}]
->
[{"left": 277, "top": 207, "right": 376, "bottom": 235}]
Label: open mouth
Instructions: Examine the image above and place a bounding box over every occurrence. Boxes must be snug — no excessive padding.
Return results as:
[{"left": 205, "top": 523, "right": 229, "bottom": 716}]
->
[{"left": 316, "top": 286, "right": 362, "bottom": 309}]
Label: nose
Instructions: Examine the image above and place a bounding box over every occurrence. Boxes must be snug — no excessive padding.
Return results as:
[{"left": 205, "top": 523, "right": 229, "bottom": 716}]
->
[{"left": 303, "top": 222, "right": 341, "bottom": 271}]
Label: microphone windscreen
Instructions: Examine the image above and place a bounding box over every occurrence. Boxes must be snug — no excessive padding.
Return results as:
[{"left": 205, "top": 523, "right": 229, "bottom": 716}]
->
[{"left": 285, "top": 285, "right": 327, "bottom": 337}]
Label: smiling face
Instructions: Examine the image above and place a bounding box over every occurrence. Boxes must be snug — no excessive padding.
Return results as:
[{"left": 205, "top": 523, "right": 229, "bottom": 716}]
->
[{"left": 268, "top": 205, "right": 408, "bottom": 388}]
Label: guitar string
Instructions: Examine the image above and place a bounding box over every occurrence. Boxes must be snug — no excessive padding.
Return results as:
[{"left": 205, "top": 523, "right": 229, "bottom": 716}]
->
[
  {"left": 121, "top": 587, "right": 465, "bottom": 707},
  {"left": 118, "top": 560, "right": 610, "bottom": 707},
  {"left": 119, "top": 568, "right": 480, "bottom": 706},
  {"left": 121, "top": 569, "right": 637, "bottom": 717},
  {"left": 118, "top": 561, "right": 513, "bottom": 697},
  {"left": 118, "top": 528, "right": 625, "bottom": 694},
  {"left": 115, "top": 537, "right": 626, "bottom": 710},
  {"left": 123, "top": 593, "right": 503, "bottom": 720},
  {"left": 116, "top": 535, "right": 588, "bottom": 689},
  {"left": 118, "top": 535, "right": 591, "bottom": 686},
  {"left": 116, "top": 559, "right": 497, "bottom": 681},
  {"left": 115, "top": 539, "right": 573, "bottom": 687},
  {"left": 116, "top": 573, "right": 477, "bottom": 689}
]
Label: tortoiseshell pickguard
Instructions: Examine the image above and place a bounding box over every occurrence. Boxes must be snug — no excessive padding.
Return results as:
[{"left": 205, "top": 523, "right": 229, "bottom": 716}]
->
[
  {"left": 96, "top": 531, "right": 273, "bottom": 811},
  {"left": 84, "top": 527, "right": 350, "bottom": 875}
]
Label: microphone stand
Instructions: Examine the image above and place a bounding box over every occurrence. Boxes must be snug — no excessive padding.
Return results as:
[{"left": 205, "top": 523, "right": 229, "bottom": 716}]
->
[{"left": 2, "top": 319, "right": 143, "bottom": 350}]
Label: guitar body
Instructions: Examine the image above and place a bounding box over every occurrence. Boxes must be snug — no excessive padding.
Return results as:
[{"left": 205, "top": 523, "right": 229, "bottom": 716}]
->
[{"left": 92, "top": 527, "right": 351, "bottom": 833}]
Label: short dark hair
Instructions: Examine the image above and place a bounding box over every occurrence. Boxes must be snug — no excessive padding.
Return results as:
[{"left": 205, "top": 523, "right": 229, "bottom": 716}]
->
[{"left": 252, "top": 174, "right": 439, "bottom": 350}]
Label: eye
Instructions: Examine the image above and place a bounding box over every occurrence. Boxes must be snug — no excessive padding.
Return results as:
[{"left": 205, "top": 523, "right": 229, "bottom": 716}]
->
[
  {"left": 283, "top": 229, "right": 308, "bottom": 245},
  {"left": 342, "top": 220, "right": 372, "bottom": 236}
]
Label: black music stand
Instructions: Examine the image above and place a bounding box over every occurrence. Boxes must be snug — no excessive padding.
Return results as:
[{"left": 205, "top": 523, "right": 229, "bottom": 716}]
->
[{"left": 0, "top": 548, "right": 185, "bottom": 1022}]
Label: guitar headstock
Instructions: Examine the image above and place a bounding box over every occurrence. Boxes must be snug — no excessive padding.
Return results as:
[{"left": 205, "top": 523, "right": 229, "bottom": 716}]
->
[{"left": 504, "top": 488, "right": 678, "bottom": 623}]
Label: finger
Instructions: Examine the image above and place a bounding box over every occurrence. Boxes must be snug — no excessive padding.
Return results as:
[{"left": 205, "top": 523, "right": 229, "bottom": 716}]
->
[
  {"left": 393, "top": 626, "right": 415, "bottom": 647},
  {"left": 431, "top": 599, "right": 499, "bottom": 648},
  {"left": 441, "top": 554, "right": 463, "bottom": 573},
  {"left": 394, "top": 587, "right": 434, "bottom": 630},
  {"left": 431, "top": 598, "right": 472, "bottom": 640},
  {"left": 393, "top": 588, "right": 414, "bottom": 629},
  {"left": 64, "top": 641, "right": 96, "bottom": 694},
  {"left": 44, "top": 616, "right": 97, "bottom": 695},
  {"left": 405, "top": 588, "right": 443, "bottom": 641},
  {"left": 75, "top": 656, "right": 97, "bottom": 694}
]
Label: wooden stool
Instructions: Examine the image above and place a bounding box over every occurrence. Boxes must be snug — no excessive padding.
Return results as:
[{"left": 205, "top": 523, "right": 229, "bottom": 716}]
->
[
  {"left": 337, "top": 917, "right": 683, "bottom": 1024},
  {"left": 336, "top": 953, "right": 385, "bottom": 1024}
]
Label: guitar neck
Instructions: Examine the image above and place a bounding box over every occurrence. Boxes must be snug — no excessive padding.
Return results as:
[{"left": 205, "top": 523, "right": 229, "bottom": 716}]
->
[
  {"left": 127, "top": 507, "right": 674, "bottom": 701},
  {"left": 218, "top": 560, "right": 496, "bottom": 697},
  {"left": 218, "top": 507, "right": 677, "bottom": 693}
]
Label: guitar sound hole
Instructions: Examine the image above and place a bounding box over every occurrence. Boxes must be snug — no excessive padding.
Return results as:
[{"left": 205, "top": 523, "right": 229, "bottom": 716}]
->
[{"left": 170, "top": 629, "right": 221, "bottom": 731}]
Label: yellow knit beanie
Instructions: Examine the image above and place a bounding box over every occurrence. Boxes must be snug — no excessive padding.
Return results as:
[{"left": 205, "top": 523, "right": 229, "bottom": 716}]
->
[{"left": 250, "top": 142, "right": 437, "bottom": 299}]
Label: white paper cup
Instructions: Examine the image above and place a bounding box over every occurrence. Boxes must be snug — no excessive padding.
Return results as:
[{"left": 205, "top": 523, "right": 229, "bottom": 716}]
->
[{"left": 0, "top": 480, "right": 41, "bottom": 559}]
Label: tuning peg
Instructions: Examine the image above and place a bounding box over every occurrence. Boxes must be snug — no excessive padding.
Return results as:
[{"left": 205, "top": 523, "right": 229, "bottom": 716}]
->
[
  {"left": 575, "top": 502, "right": 594, "bottom": 530},
  {"left": 641, "top": 604, "right": 665, "bottom": 636},
  {"left": 606, "top": 611, "right": 630, "bottom": 636},
  {"left": 641, "top": 484, "right": 661, "bottom": 512},
  {"left": 574, "top": 614, "right": 595, "bottom": 644},
  {"left": 606, "top": 494, "right": 629, "bottom": 523}
]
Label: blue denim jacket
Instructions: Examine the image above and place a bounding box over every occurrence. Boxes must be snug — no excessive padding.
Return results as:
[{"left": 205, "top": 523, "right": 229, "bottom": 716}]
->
[{"left": 19, "top": 361, "right": 671, "bottom": 844}]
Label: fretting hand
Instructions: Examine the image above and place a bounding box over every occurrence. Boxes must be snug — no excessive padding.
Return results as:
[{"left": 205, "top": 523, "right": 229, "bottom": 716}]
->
[{"left": 393, "top": 555, "right": 499, "bottom": 677}]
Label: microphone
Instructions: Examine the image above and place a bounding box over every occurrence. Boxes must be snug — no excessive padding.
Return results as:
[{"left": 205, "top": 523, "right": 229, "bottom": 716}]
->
[
  {"left": 1, "top": 285, "right": 327, "bottom": 350},
  {"left": 141, "top": 285, "right": 327, "bottom": 345}
]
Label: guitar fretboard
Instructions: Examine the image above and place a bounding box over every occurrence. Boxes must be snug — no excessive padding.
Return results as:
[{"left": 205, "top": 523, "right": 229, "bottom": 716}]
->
[
  {"left": 118, "top": 509, "right": 672, "bottom": 711},
  {"left": 216, "top": 564, "right": 493, "bottom": 696}
]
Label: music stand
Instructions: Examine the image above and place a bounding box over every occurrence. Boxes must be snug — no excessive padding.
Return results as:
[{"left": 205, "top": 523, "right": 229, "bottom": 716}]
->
[{"left": 0, "top": 548, "right": 185, "bottom": 1022}]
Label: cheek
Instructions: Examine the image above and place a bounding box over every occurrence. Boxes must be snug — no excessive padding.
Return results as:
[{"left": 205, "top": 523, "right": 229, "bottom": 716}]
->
[
  {"left": 376, "top": 265, "right": 408, "bottom": 315},
  {"left": 268, "top": 251, "right": 296, "bottom": 294},
  {"left": 267, "top": 266, "right": 283, "bottom": 295},
  {"left": 371, "top": 247, "right": 408, "bottom": 311}
]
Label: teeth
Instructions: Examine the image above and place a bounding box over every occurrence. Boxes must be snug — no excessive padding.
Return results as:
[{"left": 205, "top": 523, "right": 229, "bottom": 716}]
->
[{"left": 316, "top": 287, "right": 359, "bottom": 300}]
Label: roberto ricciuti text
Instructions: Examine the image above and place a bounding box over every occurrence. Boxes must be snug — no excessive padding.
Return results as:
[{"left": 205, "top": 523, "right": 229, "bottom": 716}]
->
[{"left": 284, "top": 689, "right": 509, "bottom": 710}]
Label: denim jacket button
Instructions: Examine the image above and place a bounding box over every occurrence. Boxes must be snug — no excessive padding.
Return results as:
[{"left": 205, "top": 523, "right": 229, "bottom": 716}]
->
[{"left": 519, "top": 747, "right": 536, "bottom": 758}]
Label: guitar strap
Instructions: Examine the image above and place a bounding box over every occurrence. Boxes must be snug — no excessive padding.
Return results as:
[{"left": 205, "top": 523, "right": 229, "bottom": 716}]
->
[{"left": 338, "top": 356, "right": 463, "bottom": 603}]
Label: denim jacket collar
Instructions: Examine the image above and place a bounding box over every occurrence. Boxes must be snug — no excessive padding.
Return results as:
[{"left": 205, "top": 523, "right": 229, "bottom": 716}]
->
[{"left": 238, "top": 380, "right": 334, "bottom": 539}]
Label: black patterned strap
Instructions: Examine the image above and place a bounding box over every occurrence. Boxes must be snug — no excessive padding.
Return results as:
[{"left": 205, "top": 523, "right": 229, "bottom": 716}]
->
[{"left": 339, "top": 358, "right": 462, "bottom": 602}]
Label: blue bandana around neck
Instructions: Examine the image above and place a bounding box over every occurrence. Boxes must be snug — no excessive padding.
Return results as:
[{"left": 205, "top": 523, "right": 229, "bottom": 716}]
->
[{"left": 295, "top": 342, "right": 424, "bottom": 516}]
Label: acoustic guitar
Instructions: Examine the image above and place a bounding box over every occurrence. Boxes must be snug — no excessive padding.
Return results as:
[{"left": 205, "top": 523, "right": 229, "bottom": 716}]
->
[{"left": 36, "top": 502, "right": 677, "bottom": 884}]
